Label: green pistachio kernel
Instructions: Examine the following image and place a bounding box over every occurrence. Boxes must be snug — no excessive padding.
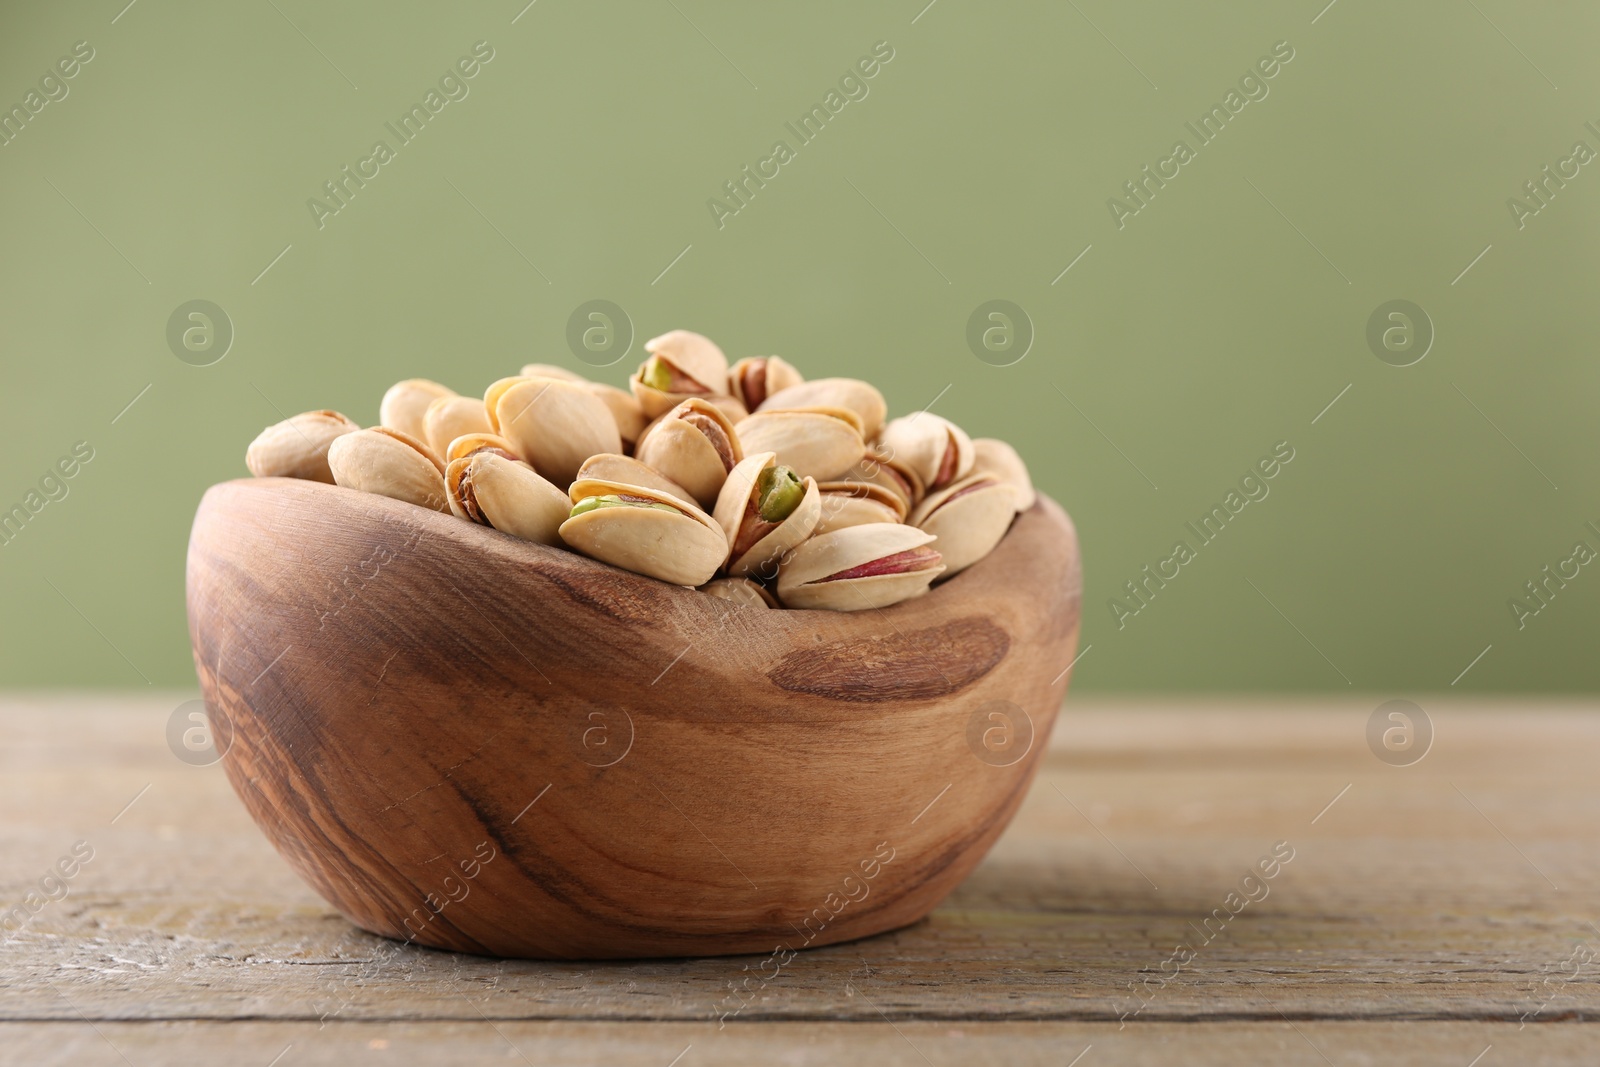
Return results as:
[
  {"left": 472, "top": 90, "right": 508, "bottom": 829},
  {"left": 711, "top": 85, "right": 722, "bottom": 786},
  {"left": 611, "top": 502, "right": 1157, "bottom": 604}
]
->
[
  {"left": 755, "top": 465, "right": 804, "bottom": 523},
  {"left": 641, "top": 356, "right": 672, "bottom": 392},
  {"left": 570, "top": 494, "right": 677, "bottom": 518}
]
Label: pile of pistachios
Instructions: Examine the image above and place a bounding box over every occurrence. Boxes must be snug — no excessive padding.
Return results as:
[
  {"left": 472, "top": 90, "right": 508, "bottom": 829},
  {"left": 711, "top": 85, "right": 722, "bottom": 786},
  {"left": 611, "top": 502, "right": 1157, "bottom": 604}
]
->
[{"left": 244, "top": 330, "right": 1034, "bottom": 611}]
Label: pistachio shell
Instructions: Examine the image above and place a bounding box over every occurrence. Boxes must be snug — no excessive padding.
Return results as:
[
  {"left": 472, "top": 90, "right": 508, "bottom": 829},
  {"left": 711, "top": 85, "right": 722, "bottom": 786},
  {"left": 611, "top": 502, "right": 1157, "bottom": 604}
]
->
[
  {"left": 380, "top": 379, "right": 456, "bottom": 442},
  {"left": 560, "top": 477, "right": 728, "bottom": 586},
  {"left": 482, "top": 376, "right": 530, "bottom": 434},
  {"left": 630, "top": 330, "right": 730, "bottom": 418},
  {"left": 518, "top": 365, "right": 646, "bottom": 445},
  {"left": 908, "top": 473, "right": 1015, "bottom": 576},
  {"left": 576, "top": 454, "right": 698, "bottom": 508},
  {"left": 245, "top": 409, "right": 359, "bottom": 483},
  {"left": 878, "top": 413, "right": 974, "bottom": 492},
  {"left": 973, "top": 438, "right": 1035, "bottom": 512},
  {"left": 733, "top": 409, "right": 864, "bottom": 483},
  {"left": 445, "top": 433, "right": 523, "bottom": 465},
  {"left": 327, "top": 427, "right": 447, "bottom": 512},
  {"left": 423, "top": 396, "right": 492, "bottom": 459},
  {"left": 759, "top": 378, "right": 887, "bottom": 442},
  {"left": 728, "top": 355, "right": 804, "bottom": 411},
  {"left": 813, "top": 481, "right": 905, "bottom": 535},
  {"left": 495, "top": 378, "right": 622, "bottom": 486},
  {"left": 446, "top": 452, "right": 568, "bottom": 545},
  {"left": 839, "top": 451, "right": 924, "bottom": 511},
  {"left": 712, "top": 452, "right": 821, "bottom": 579},
  {"left": 633, "top": 398, "right": 743, "bottom": 509},
  {"left": 776, "top": 524, "right": 944, "bottom": 611},
  {"left": 699, "top": 576, "right": 778, "bottom": 609}
]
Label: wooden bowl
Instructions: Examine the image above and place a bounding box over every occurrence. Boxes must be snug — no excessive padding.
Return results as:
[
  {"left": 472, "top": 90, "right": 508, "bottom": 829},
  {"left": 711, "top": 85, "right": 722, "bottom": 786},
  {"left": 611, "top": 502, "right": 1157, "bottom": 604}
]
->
[{"left": 185, "top": 478, "right": 1081, "bottom": 959}]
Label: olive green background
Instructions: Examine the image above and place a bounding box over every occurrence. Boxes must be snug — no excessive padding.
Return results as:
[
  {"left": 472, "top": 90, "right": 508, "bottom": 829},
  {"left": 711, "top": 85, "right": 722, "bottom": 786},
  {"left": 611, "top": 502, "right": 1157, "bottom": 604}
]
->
[{"left": 0, "top": 0, "right": 1595, "bottom": 692}]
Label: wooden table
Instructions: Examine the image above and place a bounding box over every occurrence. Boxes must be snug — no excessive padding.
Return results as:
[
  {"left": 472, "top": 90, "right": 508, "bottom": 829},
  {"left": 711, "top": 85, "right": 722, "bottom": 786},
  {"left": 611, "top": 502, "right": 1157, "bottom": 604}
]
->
[{"left": 3, "top": 696, "right": 1596, "bottom": 1064}]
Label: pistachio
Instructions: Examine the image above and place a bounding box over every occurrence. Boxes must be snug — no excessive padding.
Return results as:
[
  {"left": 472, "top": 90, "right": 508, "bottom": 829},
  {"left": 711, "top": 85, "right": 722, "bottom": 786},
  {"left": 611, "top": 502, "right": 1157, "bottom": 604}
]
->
[
  {"left": 482, "top": 376, "right": 531, "bottom": 434},
  {"left": 972, "top": 437, "right": 1034, "bottom": 513},
  {"left": 576, "top": 453, "right": 699, "bottom": 508},
  {"left": 423, "top": 396, "right": 493, "bottom": 460},
  {"left": 445, "top": 433, "right": 523, "bottom": 465},
  {"left": 734, "top": 407, "right": 864, "bottom": 483},
  {"left": 759, "top": 378, "right": 887, "bottom": 442},
  {"left": 699, "top": 576, "right": 778, "bottom": 608},
  {"left": 629, "top": 329, "right": 730, "bottom": 418},
  {"left": 776, "top": 523, "right": 944, "bottom": 611},
  {"left": 560, "top": 476, "right": 729, "bottom": 586},
  {"left": 494, "top": 378, "right": 622, "bottom": 486},
  {"left": 633, "top": 398, "right": 743, "bottom": 509},
  {"left": 838, "top": 450, "right": 924, "bottom": 511},
  {"left": 728, "top": 355, "right": 803, "bottom": 412},
  {"left": 712, "top": 452, "right": 820, "bottom": 578},
  {"left": 908, "top": 472, "right": 1015, "bottom": 577},
  {"left": 520, "top": 364, "right": 646, "bottom": 447},
  {"left": 245, "top": 409, "right": 359, "bottom": 483},
  {"left": 812, "top": 480, "right": 906, "bottom": 535},
  {"left": 446, "top": 452, "right": 569, "bottom": 545},
  {"left": 878, "top": 413, "right": 974, "bottom": 492},
  {"left": 327, "top": 427, "right": 448, "bottom": 512},
  {"left": 380, "top": 379, "right": 456, "bottom": 443}
]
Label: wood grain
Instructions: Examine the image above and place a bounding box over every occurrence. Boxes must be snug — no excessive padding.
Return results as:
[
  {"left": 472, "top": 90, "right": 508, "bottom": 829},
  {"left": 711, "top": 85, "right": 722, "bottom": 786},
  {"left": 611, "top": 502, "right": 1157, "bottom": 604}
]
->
[{"left": 183, "top": 478, "right": 1083, "bottom": 959}]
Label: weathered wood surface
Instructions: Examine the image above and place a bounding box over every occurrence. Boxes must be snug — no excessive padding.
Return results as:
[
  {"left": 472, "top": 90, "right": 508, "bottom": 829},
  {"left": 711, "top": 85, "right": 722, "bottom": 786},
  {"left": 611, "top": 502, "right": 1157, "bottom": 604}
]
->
[{"left": 2, "top": 697, "right": 1598, "bottom": 1065}]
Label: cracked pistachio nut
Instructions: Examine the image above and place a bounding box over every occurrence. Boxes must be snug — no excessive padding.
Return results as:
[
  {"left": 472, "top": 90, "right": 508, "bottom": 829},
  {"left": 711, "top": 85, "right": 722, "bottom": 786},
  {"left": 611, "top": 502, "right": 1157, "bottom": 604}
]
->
[
  {"left": 634, "top": 398, "right": 743, "bottom": 509},
  {"left": 813, "top": 480, "right": 906, "bottom": 536},
  {"left": 729, "top": 356, "right": 803, "bottom": 412},
  {"left": 776, "top": 523, "right": 944, "bottom": 611},
  {"left": 838, "top": 449, "right": 924, "bottom": 511},
  {"left": 908, "top": 472, "right": 1015, "bottom": 577},
  {"left": 878, "top": 413, "right": 974, "bottom": 493},
  {"left": 245, "top": 409, "right": 359, "bottom": 483},
  {"left": 380, "top": 379, "right": 456, "bottom": 444},
  {"left": 630, "top": 329, "right": 730, "bottom": 418},
  {"left": 327, "top": 427, "right": 448, "bottom": 512},
  {"left": 446, "top": 452, "right": 569, "bottom": 546},
  {"left": 559, "top": 477, "right": 728, "bottom": 586},
  {"left": 759, "top": 378, "right": 887, "bottom": 443},
  {"left": 423, "top": 395, "right": 492, "bottom": 460},
  {"left": 733, "top": 407, "right": 864, "bottom": 483},
  {"left": 494, "top": 377, "right": 622, "bottom": 487},
  {"left": 522, "top": 364, "right": 646, "bottom": 447},
  {"left": 445, "top": 432, "right": 523, "bottom": 465},
  {"left": 712, "top": 452, "right": 820, "bottom": 578},
  {"left": 576, "top": 453, "right": 698, "bottom": 508},
  {"left": 699, "top": 576, "right": 778, "bottom": 608},
  {"left": 973, "top": 437, "right": 1035, "bottom": 513}
]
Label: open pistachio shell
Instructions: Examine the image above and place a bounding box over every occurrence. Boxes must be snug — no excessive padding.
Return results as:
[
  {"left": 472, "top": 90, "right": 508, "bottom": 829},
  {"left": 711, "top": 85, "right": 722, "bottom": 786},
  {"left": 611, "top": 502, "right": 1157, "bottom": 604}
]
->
[
  {"left": 908, "top": 473, "right": 1015, "bottom": 577},
  {"left": 813, "top": 481, "right": 906, "bottom": 535},
  {"left": 776, "top": 523, "right": 944, "bottom": 611},
  {"left": 712, "top": 452, "right": 821, "bottom": 579},
  {"left": 446, "top": 452, "right": 569, "bottom": 546},
  {"left": 759, "top": 378, "right": 887, "bottom": 442},
  {"left": 483, "top": 376, "right": 530, "bottom": 434},
  {"left": 629, "top": 330, "right": 730, "bottom": 418},
  {"left": 445, "top": 433, "right": 523, "bottom": 465},
  {"left": 560, "top": 477, "right": 729, "bottom": 586},
  {"left": 423, "top": 396, "right": 492, "bottom": 460},
  {"left": 245, "top": 409, "right": 359, "bottom": 483},
  {"left": 576, "top": 454, "right": 698, "bottom": 508},
  {"left": 633, "top": 398, "right": 743, "bottom": 509},
  {"left": 380, "top": 379, "right": 456, "bottom": 443},
  {"left": 520, "top": 365, "right": 646, "bottom": 447},
  {"left": 733, "top": 408, "right": 864, "bottom": 483},
  {"left": 699, "top": 576, "right": 778, "bottom": 609},
  {"left": 494, "top": 378, "right": 622, "bottom": 487},
  {"left": 728, "top": 356, "right": 803, "bottom": 412},
  {"left": 973, "top": 438, "right": 1035, "bottom": 513},
  {"left": 839, "top": 450, "right": 924, "bottom": 511},
  {"left": 878, "top": 413, "right": 974, "bottom": 493},
  {"left": 327, "top": 427, "right": 448, "bottom": 512}
]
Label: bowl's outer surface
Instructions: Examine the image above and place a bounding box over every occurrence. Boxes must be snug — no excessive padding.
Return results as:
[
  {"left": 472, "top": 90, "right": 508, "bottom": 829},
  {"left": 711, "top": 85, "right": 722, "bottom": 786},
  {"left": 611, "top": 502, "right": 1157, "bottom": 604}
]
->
[{"left": 186, "top": 478, "right": 1081, "bottom": 959}]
